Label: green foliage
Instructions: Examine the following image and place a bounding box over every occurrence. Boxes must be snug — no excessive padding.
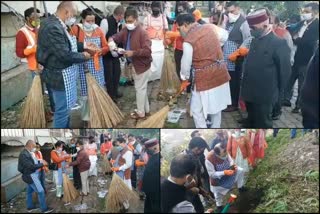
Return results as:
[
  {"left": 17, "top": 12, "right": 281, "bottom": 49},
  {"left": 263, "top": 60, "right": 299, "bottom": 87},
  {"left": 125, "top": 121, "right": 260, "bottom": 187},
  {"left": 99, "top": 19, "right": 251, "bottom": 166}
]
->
[{"left": 304, "top": 170, "right": 319, "bottom": 182}]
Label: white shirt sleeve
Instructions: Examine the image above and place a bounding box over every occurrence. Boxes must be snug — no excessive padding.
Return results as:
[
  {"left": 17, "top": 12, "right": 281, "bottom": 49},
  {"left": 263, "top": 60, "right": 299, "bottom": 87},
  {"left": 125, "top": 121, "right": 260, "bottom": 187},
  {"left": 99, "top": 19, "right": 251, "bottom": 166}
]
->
[
  {"left": 135, "top": 143, "right": 142, "bottom": 154},
  {"left": 180, "top": 42, "right": 193, "bottom": 81},
  {"left": 119, "top": 150, "right": 133, "bottom": 171},
  {"left": 205, "top": 159, "right": 225, "bottom": 179},
  {"left": 213, "top": 24, "right": 229, "bottom": 46},
  {"left": 100, "top": 19, "right": 109, "bottom": 37}
]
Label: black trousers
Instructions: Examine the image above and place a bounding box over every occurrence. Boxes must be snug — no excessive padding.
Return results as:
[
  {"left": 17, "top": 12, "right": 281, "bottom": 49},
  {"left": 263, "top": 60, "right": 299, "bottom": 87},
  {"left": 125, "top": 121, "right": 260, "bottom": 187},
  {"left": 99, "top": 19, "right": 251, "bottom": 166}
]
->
[
  {"left": 284, "top": 64, "right": 308, "bottom": 109},
  {"left": 144, "top": 192, "right": 160, "bottom": 213},
  {"left": 103, "top": 56, "right": 121, "bottom": 99},
  {"left": 246, "top": 102, "right": 273, "bottom": 128},
  {"left": 186, "top": 190, "right": 204, "bottom": 213},
  {"left": 174, "top": 49, "right": 183, "bottom": 81},
  {"left": 131, "top": 154, "right": 139, "bottom": 189},
  {"left": 73, "top": 165, "right": 81, "bottom": 189},
  {"left": 228, "top": 70, "right": 241, "bottom": 107},
  {"left": 272, "top": 89, "right": 284, "bottom": 117}
]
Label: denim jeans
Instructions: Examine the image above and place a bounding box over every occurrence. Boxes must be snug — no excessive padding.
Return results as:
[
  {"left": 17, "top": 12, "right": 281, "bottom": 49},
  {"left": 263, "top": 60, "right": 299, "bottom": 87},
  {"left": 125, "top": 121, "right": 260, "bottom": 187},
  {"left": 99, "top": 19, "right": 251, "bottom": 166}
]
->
[
  {"left": 52, "top": 90, "right": 70, "bottom": 128},
  {"left": 291, "top": 129, "right": 297, "bottom": 139},
  {"left": 38, "top": 170, "right": 46, "bottom": 191},
  {"left": 27, "top": 182, "right": 48, "bottom": 211}
]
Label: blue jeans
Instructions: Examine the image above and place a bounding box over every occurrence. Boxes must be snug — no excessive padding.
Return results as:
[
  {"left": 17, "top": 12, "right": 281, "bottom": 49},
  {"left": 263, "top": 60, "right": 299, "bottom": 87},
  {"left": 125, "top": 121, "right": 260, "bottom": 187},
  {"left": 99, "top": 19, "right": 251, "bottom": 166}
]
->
[
  {"left": 52, "top": 90, "right": 70, "bottom": 128},
  {"left": 27, "top": 183, "right": 48, "bottom": 211},
  {"left": 291, "top": 129, "right": 297, "bottom": 139},
  {"left": 39, "top": 170, "right": 46, "bottom": 191},
  {"left": 31, "top": 72, "right": 55, "bottom": 112}
]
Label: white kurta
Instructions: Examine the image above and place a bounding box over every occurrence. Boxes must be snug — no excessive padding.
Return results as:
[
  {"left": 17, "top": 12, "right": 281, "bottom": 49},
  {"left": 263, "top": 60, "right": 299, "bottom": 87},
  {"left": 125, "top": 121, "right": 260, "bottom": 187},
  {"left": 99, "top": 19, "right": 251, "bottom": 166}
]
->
[
  {"left": 119, "top": 150, "right": 133, "bottom": 190},
  {"left": 205, "top": 154, "right": 245, "bottom": 207},
  {"left": 181, "top": 42, "right": 231, "bottom": 128}
]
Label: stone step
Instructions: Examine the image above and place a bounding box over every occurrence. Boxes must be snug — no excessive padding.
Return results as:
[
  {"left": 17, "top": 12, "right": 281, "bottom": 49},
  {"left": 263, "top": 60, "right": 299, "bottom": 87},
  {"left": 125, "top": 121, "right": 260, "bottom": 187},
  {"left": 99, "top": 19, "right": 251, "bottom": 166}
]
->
[{"left": 1, "top": 174, "right": 26, "bottom": 203}]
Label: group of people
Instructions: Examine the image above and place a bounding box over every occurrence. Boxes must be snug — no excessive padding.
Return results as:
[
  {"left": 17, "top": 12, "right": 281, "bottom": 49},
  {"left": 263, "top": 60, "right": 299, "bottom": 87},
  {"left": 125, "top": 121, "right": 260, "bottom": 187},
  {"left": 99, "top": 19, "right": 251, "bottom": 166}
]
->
[
  {"left": 165, "top": 1, "right": 319, "bottom": 128},
  {"left": 161, "top": 129, "right": 267, "bottom": 213},
  {"left": 17, "top": 132, "right": 160, "bottom": 213}
]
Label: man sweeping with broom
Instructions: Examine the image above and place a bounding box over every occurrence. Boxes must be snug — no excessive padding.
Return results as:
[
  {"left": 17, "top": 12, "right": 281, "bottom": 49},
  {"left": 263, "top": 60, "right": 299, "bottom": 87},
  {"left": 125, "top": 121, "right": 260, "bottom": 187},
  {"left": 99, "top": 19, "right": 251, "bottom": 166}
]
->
[
  {"left": 111, "top": 137, "right": 133, "bottom": 190},
  {"left": 37, "top": 1, "right": 94, "bottom": 128}
]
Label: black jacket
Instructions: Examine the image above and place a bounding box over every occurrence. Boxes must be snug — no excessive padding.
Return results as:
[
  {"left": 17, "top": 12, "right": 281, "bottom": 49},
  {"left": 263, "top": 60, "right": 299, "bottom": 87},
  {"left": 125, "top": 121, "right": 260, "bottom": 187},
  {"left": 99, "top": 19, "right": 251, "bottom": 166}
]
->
[
  {"left": 293, "top": 19, "right": 319, "bottom": 66},
  {"left": 18, "top": 149, "right": 44, "bottom": 184},
  {"left": 36, "top": 15, "right": 87, "bottom": 90},
  {"left": 105, "top": 15, "right": 123, "bottom": 59},
  {"left": 241, "top": 32, "right": 291, "bottom": 104},
  {"left": 301, "top": 45, "right": 319, "bottom": 126}
]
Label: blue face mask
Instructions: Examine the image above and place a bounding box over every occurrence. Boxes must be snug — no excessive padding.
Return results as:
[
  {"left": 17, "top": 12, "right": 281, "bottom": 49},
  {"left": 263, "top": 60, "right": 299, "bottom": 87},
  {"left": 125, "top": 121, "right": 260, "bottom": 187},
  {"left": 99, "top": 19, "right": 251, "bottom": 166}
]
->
[
  {"left": 179, "top": 29, "right": 187, "bottom": 38},
  {"left": 116, "top": 146, "right": 123, "bottom": 152},
  {"left": 71, "top": 144, "right": 76, "bottom": 147}
]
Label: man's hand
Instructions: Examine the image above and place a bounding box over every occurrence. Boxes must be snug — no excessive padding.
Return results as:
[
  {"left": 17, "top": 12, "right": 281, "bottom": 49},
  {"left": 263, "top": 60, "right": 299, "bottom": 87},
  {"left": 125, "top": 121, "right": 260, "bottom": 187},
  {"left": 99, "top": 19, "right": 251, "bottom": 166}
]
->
[
  {"left": 111, "top": 167, "right": 120, "bottom": 172},
  {"left": 108, "top": 40, "right": 117, "bottom": 51},
  {"left": 97, "top": 49, "right": 103, "bottom": 56},
  {"left": 124, "top": 50, "right": 134, "bottom": 58},
  {"left": 41, "top": 159, "right": 48, "bottom": 166},
  {"left": 85, "top": 42, "right": 98, "bottom": 49},
  {"left": 110, "top": 159, "right": 115, "bottom": 165},
  {"left": 224, "top": 170, "right": 235, "bottom": 176},
  {"left": 189, "top": 187, "right": 200, "bottom": 195},
  {"left": 83, "top": 52, "right": 92, "bottom": 60}
]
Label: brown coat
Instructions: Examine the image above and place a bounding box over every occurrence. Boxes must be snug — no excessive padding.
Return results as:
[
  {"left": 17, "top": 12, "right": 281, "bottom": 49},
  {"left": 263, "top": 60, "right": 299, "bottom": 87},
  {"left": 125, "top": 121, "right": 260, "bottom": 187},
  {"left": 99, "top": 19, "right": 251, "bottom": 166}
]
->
[
  {"left": 184, "top": 23, "right": 230, "bottom": 92},
  {"left": 69, "top": 149, "right": 91, "bottom": 173},
  {"left": 112, "top": 24, "right": 152, "bottom": 74},
  {"left": 118, "top": 146, "right": 132, "bottom": 180}
]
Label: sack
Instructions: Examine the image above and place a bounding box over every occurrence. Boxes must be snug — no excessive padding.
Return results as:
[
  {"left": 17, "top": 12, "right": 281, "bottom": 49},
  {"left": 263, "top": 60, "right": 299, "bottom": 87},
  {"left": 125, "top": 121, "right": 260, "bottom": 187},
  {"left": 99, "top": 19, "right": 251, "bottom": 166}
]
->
[
  {"left": 49, "top": 162, "right": 58, "bottom": 171},
  {"left": 158, "top": 49, "right": 181, "bottom": 99}
]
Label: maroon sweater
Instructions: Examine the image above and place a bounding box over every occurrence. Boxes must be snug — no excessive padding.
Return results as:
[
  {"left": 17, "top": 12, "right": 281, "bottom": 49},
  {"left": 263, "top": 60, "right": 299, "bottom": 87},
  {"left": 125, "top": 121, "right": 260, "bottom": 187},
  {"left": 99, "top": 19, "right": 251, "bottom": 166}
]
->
[
  {"left": 69, "top": 149, "right": 91, "bottom": 173},
  {"left": 112, "top": 24, "right": 152, "bottom": 74}
]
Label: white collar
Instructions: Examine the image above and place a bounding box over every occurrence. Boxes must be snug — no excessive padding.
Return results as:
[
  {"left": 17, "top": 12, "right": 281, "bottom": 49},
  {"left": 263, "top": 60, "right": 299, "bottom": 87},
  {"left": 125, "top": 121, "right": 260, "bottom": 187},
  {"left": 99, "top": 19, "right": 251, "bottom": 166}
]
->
[
  {"left": 54, "top": 13, "right": 67, "bottom": 30},
  {"left": 168, "top": 176, "right": 178, "bottom": 184}
]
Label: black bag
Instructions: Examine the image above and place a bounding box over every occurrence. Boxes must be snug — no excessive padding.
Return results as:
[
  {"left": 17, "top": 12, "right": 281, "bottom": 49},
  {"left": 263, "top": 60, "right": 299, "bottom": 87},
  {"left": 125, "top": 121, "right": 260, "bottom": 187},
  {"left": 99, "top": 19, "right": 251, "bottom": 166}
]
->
[{"left": 48, "top": 162, "right": 58, "bottom": 171}]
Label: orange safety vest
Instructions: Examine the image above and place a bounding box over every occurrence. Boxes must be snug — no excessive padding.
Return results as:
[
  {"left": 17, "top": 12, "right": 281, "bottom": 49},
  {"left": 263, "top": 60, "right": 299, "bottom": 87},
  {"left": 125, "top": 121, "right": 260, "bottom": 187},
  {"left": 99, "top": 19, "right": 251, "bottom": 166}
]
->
[
  {"left": 146, "top": 14, "right": 165, "bottom": 40},
  {"left": 19, "top": 26, "right": 38, "bottom": 71},
  {"left": 35, "top": 151, "right": 48, "bottom": 172}
]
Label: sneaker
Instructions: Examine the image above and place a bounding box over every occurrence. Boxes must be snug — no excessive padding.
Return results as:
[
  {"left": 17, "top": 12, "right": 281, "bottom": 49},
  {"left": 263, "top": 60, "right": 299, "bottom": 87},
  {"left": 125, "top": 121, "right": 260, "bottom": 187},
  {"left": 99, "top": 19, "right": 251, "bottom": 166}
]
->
[
  {"left": 64, "top": 202, "right": 71, "bottom": 206},
  {"left": 49, "top": 188, "right": 56, "bottom": 192},
  {"left": 43, "top": 207, "right": 54, "bottom": 213},
  {"left": 223, "top": 106, "right": 238, "bottom": 112},
  {"left": 27, "top": 207, "right": 39, "bottom": 212}
]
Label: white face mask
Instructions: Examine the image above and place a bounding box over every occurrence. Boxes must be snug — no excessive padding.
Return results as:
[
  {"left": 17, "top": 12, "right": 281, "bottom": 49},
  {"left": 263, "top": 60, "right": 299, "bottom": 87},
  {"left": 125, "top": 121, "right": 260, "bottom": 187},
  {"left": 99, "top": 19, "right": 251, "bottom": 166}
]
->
[
  {"left": 126, "top": 22, "right": 136, "bottom": 31},
  {"left": 234, "top": 131, "right": 241, "bottom": 138},
  {"left": 228, "top": 13, "right": 240, "bottom": 23},
  {"left": 76, "top": 147, "right": 80, "bottom": 152},
  {"left": 300, "top": 13, "right": 313, "bottom": 21},
  {"left": 65, "top": 16, "right": 76, "bottom": 26},
  {"left": 57, "top": 148, "right": 63, "bottom": 153},
  {"left": 83, "top": 22, "right": 95, "bottom": 32},
  {"left": 31, "top": 148, "right": 36, "bottom": 153}
]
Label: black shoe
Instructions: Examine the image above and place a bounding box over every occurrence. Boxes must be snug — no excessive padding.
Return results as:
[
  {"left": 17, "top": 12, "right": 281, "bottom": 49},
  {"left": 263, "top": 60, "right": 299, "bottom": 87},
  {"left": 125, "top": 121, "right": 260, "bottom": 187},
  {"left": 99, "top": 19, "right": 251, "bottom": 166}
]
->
[
  {"left": 215, "top": 206, "right": 224, "bottom": 213},
  {"left": 282, "top": 100, "right": 291, "bottom": 107},
  {"left": 237, "top": 118, "right": 248, "bottom": 124},
  {"left": 239, "top": 187, "right": 248, "bottom": 193},
  {"left": 116, "top": 92, "right": 123, "bottom": 98},
  {"left": 127, "top": 80, "right": 134, "bottom": 86},
  {"left": 27, "top": 207, "right": 39, "bottom": 212},
  {"left": 43, "top": 207, "right": 54, "bottom": 213},
  {"left": 292, "top": 107, "right": 300, "bottom": 113},
  {"left": 272, "top": 114, "right": 281, "bottom": 120}
]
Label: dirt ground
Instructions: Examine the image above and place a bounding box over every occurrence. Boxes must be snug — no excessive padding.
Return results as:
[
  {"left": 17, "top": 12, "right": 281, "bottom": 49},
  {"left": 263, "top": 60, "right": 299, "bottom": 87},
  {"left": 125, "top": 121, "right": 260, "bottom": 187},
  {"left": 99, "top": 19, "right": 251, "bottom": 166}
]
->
[{"left": 0, "top": 156, "right": 144, "bottom": 213}]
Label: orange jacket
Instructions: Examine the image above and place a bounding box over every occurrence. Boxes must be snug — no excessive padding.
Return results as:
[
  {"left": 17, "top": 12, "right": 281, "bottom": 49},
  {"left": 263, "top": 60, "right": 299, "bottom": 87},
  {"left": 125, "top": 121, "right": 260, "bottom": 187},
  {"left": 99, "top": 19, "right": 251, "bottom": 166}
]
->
[
  {"left": 51, "top": 150, "right": 68, "bottom": 168},
  {"left": 100, "top": 141, "right": 113, "bottom": 155},
  {"left": 17, "top": 26, "right": 38, "bottom": 70},
  {"left": 227, "top": 135, "right": 252, "bottom": 159}
]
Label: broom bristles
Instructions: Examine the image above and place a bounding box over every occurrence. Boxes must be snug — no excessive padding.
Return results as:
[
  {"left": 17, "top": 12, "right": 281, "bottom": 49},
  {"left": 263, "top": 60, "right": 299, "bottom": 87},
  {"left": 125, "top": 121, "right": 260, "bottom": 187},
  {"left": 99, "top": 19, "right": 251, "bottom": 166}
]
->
[
  {"left": 103, "top": 155, "right": 112, "bottom": 173},
  {"left": 136, "top": 105, "right": 170, "bottom": 128},
  {"left": 63, "top": 174, "right": 79, "bottom": 203},
  {"left": 86, "top": 73, "right": 124, "bottom": 128},
  {"left": 20, "top": 75, "right": 46, "bottom": 128},
  {"left": 106, "top": 173, "right": 139, "bottom": 213}
]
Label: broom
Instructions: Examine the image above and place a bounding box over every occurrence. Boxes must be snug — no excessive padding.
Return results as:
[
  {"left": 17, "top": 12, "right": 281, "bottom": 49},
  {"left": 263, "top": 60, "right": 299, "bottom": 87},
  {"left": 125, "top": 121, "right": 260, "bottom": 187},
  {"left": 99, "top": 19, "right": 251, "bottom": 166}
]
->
[
  {"left": 62, "top": 174, "right": 79, "bottom": 203},
  {"left": 106, "top": 173, "right": 139, "bottom": 213},
  {"left": 19, "top": 73, "right": 46, "bottom": 128},
  {"left": 136, "top": 80, "right": 190, "bottom": 128},
  {"left": 102, "top": 154, "right": 112, "bottom": 174},
  {"left": 158, "top": 49, "right": 181, "bottom": 100},
  {"left": 84, "top": 65, "right": 124, "bottom": 128}
]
